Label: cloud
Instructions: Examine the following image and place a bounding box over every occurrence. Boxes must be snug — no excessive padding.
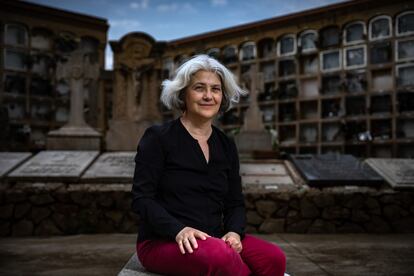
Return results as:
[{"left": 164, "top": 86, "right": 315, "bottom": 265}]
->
[
  {"left": 156, "top": 2, "right": 197, "bottom": 13},
  {"left": 110, "top": 19, "right": 141, "bottom": 28},
  {"left": 182, "top": 3, "right": 197, "bottom": 13},
  {"left": 156, "top": 3, "right": 178, "bottom": 12},
  {"left": 211, "top": 0, "right": 227, "bottom": 7},
  {"left": 130, "top": 0, "right": 149, "bottom": 10}
]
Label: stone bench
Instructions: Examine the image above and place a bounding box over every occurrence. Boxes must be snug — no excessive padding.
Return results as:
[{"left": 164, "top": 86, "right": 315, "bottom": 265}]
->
[
  {"left": 118, "top": 253, "right": 161, "bottom": 276},
  {"left": 118, "top": 253, "right": 291, "bottom": 276}
]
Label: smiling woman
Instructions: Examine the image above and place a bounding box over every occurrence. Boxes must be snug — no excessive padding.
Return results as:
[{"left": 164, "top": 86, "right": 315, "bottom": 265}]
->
[{"left": 131, "top": 55, "right": 287, "bottom": 276}]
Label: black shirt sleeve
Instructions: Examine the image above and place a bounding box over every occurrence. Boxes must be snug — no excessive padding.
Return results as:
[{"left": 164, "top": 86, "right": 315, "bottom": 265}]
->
[
  {"left": 223, "top": 140, "right": 246, "bottom": 239},
  {"left": 131, "top": 126, "right": 185, "bottom": 240}
]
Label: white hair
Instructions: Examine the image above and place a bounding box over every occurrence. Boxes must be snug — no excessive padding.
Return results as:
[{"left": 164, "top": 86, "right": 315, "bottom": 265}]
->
[{"left": 161, "top": 54, "right": 247, "bottom": 112}]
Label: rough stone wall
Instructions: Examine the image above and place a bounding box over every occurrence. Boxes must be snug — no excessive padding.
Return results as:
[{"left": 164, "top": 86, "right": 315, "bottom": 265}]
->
[
  {"left": 1, "top": 183, "right": 413, "bottom": 236},
  {"left": 245, "top": 187, "right": 414, "bottom": 234},
  {"left": 0, "top": 183, "right": 138, "bottom": 236}
]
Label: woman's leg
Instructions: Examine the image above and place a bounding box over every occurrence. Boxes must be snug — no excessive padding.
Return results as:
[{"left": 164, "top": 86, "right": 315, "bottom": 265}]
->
[
  {"left": 240, "top": 234, "right": 286, "bottom": 276},
  {"left": 137, "top": 237, "right": 251, "bottom": 276}
]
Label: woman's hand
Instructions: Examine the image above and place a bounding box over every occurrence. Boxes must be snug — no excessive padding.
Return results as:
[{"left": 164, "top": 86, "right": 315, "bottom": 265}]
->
[
  {"left": 175, "top": 227, "right": 210, "bottom": 254},
  {"left": 221, "top": 231, "right": 242, "bottom": 253}
]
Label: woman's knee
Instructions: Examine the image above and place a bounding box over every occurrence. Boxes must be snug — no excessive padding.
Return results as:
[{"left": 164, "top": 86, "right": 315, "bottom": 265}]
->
[
  {"left": 263, "top": 245, "right": 286, "bottom": 276},
  {"left": 271, "top": 245, "right": 286, "bottom": 267},
  {"left": 197, "top": 238, "right": 244, "bottom": 274}
]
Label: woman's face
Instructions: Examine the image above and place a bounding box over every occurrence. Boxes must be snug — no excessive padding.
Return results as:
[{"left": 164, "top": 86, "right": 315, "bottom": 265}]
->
[{"left": 184, "top": 70, "right": 223, "bottom": 121}]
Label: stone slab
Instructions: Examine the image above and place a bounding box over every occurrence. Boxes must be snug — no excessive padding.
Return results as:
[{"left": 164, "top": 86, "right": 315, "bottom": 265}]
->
[
  {"left": 240, "top": 163, "right": 287, "bottom": 175},
  {"left": 365, "top": 158, "right": 414, "bottom": 189},
  {"left": 81, "top": 152, "right": 136, "bottom": 183},
  {"left": 242, "top": 175, "right": 294, "bottom": 186},
  {"left": 289, "top": 154, "right": 384, "bottom": 187},
  {"left": 7, "top": 151, "right": 99, "bottom": 182},
  {"left": 0, "top": 152, "right": 32, "bottom": 178},
  {"left": 240, "top": 161, "right": 296, "bottom": 189},
  {"left": 118, "top": 253, "right": 161, "bottom": 276}
]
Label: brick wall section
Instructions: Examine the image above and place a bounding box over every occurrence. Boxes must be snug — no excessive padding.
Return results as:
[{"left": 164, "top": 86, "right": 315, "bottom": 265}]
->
[{"left": 1, "top": 183, "right": 414, "bottom": 236}]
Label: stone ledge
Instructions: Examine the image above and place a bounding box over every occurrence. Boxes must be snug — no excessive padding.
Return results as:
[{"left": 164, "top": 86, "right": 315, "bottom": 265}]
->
[
  {"left": 118, "top": 253, "right": 161, "bottom": 276},
  {"left": 1, "top": 182, "right": 413, "bottom": 236}
]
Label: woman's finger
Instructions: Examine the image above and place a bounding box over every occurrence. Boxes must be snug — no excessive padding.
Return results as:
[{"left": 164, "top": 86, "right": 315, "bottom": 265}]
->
[
  {"left": 178, "top": 240, "right": 185, "bottom": 254},
  {"left": 189, "top": 235, "right": 198, "bottom": 249},
  {"left": 194, "top": 230, "right": 210, "bottom": 240},
  {"left": 183, "top": 239, "right": 193, "bottom": 253}
]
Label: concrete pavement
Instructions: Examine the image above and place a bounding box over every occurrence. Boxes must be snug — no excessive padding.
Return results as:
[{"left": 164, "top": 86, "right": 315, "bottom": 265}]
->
[{"left": 0, "top": 233, "right": 413, "bottom": 276}]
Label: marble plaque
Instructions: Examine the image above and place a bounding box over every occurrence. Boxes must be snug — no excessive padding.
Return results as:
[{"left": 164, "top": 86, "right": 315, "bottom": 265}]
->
[
  {"left": 0, "top": 152, "right": 32, "bottom": 178},
  {"left": 81, "top": 152, "right": 135, "bottom": 182},
  {"left": 8, "top": 151, "right": 99, "bottom": 181},
  {"left": 242, "top": 175, "right": 293, "bottom": 185},
  {"left": 365, "top": 158, "right": 414, "bottom": 189},
  {"left": 240, "top": 161, "right": 295, "bottom": 189},
  {"left": 240, "top": 163, "right": 287, "bottom": 175},
  {"left": 289, "top": 154, "right": 383, "bottom": 187}
]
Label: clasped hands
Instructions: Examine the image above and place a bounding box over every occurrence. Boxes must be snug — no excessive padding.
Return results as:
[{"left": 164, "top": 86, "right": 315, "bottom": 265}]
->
[{"left": 175, "top": 226, "right": 242, "bottom": 254}]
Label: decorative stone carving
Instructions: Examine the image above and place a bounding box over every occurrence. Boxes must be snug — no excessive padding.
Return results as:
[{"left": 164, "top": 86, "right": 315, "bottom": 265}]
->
[
  {"left": 235, "top": 65, "right": 273, "bottom": 156},
  {"left": 106, "top": 33, "right": 162, "bottom": 150}
]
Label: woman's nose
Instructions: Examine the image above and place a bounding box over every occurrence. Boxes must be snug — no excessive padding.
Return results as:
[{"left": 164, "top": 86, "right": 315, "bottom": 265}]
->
[{"left": 203, "top": 89, "right": 213, "bottom": 99}]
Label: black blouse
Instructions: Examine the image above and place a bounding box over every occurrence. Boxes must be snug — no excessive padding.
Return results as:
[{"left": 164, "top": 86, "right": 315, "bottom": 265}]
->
[{"left": 132, "top": 118, "right": 246, "bottom": 242}]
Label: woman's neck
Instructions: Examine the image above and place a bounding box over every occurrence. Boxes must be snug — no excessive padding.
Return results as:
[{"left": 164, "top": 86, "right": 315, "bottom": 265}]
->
[{"left": 180, "top": 113, "right": 212, "bottom": 140}]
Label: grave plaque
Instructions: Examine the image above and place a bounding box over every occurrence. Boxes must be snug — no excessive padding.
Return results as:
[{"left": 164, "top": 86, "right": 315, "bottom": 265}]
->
[
  {"left": 0, "top": 152, "right": 32, "bottom": 178},
  {"left": 289, "top": 154, "right": 383, "bottom": 187},
  {"left": 8, "top": 151, "right": 99, "bottom": 182},
  {"left": 240, "top": 161, "right": 295, "bottom": 189},
  {"left": 81, "top": 152, "right": 135, "bottom": 182},
  {"left": 366, "top": 158, "right": 414, "bottom": 189},
  {"left": 240, "top": 163, "right": 287, "bottom": 175}
]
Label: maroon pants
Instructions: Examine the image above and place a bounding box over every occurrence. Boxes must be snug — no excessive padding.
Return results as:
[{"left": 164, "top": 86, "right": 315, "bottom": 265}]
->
[{"left": 137, "top": 234, "right": 286, "bottom": 276}]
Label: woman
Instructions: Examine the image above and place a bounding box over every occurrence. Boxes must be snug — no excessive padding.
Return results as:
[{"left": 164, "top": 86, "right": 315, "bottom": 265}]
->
[{"left": 132, "top": 55, "right": 286, "bottom": 276}]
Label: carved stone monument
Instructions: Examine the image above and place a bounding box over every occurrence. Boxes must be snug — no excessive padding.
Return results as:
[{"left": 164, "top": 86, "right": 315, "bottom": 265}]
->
[
  {"left": 0, "top": 152, "right": 32, "bottom": 179},
  {"left": 106, "top": 33, "right": 162, "bottom": 151},
  {"left": 8, "top": 151, "right": 99, "bottom": 182},
  {"left": 289, "top": 154, "right": 384, "bottom": 187},
  {"left": 81, "top": 152, "right": 135, "bottom": 182},
  {"left": 47, "top": 47, "right": 102, "bottom": 150},
  {"left": 366, "top": 158, "right": 414, "bottom": 189},
  {"left": 235, "top": 65, "right": 273, "bottom": 158}
]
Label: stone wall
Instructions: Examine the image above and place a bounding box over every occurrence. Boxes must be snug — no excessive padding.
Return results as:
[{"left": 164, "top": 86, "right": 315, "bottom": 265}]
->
[
  {"left": 244, "top": 187, "right": 414, "bottom": 234},
  {"left": 0, "top": 183, "right": 137, "bottom": 236},
  {"left": 1, "top": 183, "right": 414, "bottom": 236}
]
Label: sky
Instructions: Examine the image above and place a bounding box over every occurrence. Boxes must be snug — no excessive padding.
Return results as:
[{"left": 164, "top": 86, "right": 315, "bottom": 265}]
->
[{"left": 27, "top": 0, "right": 347, "bottom": 69}]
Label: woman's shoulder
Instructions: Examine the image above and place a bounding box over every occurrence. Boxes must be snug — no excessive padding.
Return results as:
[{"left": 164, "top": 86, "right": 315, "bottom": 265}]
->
[
  {"left": 212, "top": 125, "right": 237, "bottom": 151},
  {"left": 143, "top": 119, "right": 179, "bottom": 141}
]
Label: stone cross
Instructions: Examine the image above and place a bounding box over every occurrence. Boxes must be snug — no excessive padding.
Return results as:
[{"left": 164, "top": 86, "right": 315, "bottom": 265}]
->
[
  {"left": 56, "top": 48, "right": 99, "bottom": 128},
  {"left": 242, "top": 65, "right": 266, "bottom": 132}
]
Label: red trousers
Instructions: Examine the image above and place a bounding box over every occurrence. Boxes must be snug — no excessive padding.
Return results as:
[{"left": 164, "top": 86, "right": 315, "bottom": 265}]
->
[{"left": 137, "top": 234, "right": 286, "bottom": 276}]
